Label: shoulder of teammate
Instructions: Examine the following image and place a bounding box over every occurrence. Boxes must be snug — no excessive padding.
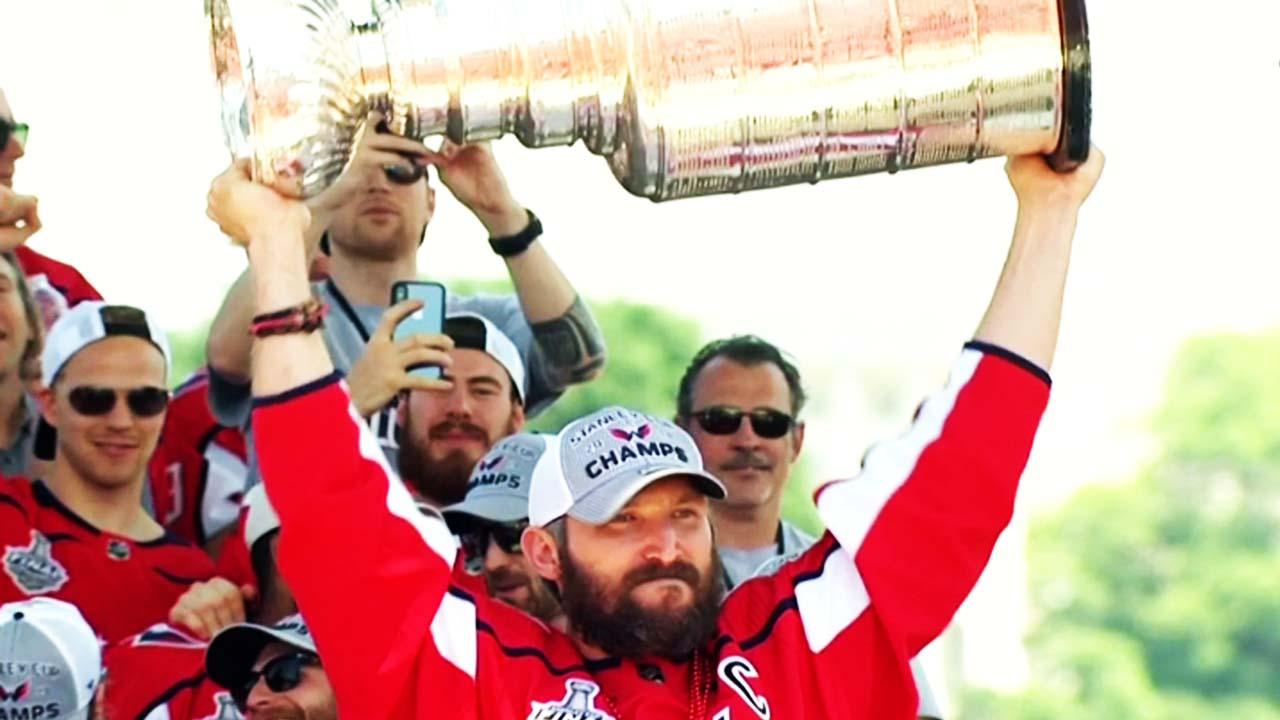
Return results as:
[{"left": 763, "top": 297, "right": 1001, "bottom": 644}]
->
[
  {"left": 0, "top": 477, "right": 38, "bottom": 539},
  {"left": 103, "top": 624, "right": 210, "bottom": 720}
]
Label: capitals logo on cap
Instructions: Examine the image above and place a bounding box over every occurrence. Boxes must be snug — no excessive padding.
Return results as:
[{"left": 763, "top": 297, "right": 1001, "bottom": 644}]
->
[
  {"left": 609, "top": 425, "right": 652, "bottom": 442},
  {"left": 526, "top": 407, "right": 725, "bottom": 527}
]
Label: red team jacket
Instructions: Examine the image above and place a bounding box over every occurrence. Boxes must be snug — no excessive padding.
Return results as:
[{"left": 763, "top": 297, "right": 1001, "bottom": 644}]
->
[
  {"left": 104, "top": 623, "right": 244, "bottom": 720},
  {"left": 0, "top": 478, "right": 216, "bottom": 643},
  {"left": 149, "top": 372, "right": 250, "bottom": 547},
  {"left": 254, "top": 343, "right": 1049, "bottom": 719},
  {"left": 14, "top": 245, "right": 103, "bottom": 314}
]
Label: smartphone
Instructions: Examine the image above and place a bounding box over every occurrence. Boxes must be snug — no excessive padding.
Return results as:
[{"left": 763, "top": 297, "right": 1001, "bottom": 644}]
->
[{"left": 391, "top": 281, "right": 447, "bottom": 380}]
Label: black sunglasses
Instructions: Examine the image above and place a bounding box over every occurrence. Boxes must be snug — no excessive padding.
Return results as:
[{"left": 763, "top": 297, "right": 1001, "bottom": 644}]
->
[
  {"left": 373, "top": 120, "right": 428, "bottom": 185},
  {"left": 689, "top": 406, "right": 795, "bottom": 439},
  {"left": 67, "top": 386, "right": 170, "bottom": 418},
  {"left": 232, "top": 652, "right": 320, "bottom": 712},
  {"left": 459, "top": 521, "right": 528, "bottom": 560},
  {"left": 0, "top": 118, "right": 28, "bottom": 149}
]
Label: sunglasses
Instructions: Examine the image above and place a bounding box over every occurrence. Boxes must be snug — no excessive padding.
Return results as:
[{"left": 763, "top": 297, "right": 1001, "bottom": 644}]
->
[
  {"left": 0, "top": 118, "right": 28, "bottom": 148},
  {"left": 689, "top": 406, "right": 795, "bottom": 439},
  {"left": 67, "top": 386, "right": 170, "bottom": 418},
  {"left": 232, "top": 652, "right": 319, "bottom": 712},
  {"left": 459, "top": 521, "right": 527, "bottom": 560}
]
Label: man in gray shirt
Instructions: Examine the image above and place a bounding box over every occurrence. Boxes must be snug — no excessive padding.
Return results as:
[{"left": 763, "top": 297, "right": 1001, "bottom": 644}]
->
[
  {"left": 205, "top": 115, "right": 605, "bottom": 479},
  {"left": 676, "top": 335, "right": 945, "bottom": 719}
]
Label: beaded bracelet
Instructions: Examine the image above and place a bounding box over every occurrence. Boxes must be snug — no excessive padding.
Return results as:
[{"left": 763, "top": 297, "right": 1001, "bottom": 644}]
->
[{"left": 250, "top": 299, "right": 328, "bottom": 337}]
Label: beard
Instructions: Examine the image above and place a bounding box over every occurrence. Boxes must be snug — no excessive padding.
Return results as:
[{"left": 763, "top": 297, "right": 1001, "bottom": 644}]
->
[
  {"left": 559, "top": 542, "right": 725, "bottom": 661},
  {"left": 398, "top": 416, "right": 516, "bottom": 506},
  {"left": 486, "top": 566, "right": 563, "bottom": 624}
]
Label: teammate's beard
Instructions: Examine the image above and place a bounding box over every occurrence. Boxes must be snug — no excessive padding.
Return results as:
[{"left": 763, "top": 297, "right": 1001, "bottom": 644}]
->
[
  {"left": 559, "top": 544, "right": 724, "bottom": 661},
  {"left": 398, "top": 416, "right": 516, "bottom": 506}
]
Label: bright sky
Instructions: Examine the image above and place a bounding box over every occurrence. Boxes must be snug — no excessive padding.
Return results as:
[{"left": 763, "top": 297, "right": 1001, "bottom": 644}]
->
[{"left": 3, "top": 0, "right": 1277, "bottom": 700}]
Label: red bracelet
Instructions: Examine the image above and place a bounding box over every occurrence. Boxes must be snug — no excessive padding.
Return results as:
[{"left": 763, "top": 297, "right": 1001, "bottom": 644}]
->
[{"left": 250, "top": 299, "right": 328, "bottom": 337}]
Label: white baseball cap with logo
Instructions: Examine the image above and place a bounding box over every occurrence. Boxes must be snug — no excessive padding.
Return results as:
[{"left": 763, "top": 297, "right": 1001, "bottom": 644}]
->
[
  {"left": 0, "top": 598, "right": 102, "bottom": 720},
  {"left": 443, "top": 432, "right": 559, "bottom": 532},
  {"left": 40, "top": 301, "right": 172, "bottom": 387},
  {"left": 206, "top": 613, "right": 317, "bottom": 693},
  {"left": 528, "top": 406, "right": 726, "bottom": 527},
  {"left": 444, "top": 312, "right": 526, "bottom": 404}
]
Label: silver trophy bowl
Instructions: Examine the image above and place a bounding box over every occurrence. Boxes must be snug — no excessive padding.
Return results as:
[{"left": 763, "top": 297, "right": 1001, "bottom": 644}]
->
[{"left": 208, "top": 0, "right": 1090, "bottom": 200}]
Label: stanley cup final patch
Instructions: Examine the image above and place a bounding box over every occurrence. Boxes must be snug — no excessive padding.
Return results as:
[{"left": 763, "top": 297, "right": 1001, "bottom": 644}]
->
[
  {"left": 527, "top": 679, "right": 617, "bottom": 720},
  {"left": 3, "top": 530, "right": 70, "bottom": 595}
]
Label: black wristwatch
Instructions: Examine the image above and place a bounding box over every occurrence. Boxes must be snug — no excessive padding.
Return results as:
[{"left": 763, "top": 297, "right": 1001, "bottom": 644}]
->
[{"left": 488, "top": 209, "right": 543, "bottom": 258}]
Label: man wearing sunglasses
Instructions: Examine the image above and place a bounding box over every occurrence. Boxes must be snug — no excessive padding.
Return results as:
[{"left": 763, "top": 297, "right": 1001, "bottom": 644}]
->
[
  {"left": 104, "top": 484, "right": 296, "bottom": 720},
  {"left": 207, "top": 614, "right": 334, "bottom": 719},
  {"left": 0, "top": 87, "right": 105, "bottom": 321},
  {"left": 676, "top": 335, "right": 814, "bottom": 590},
  {"left": 208, "top": 131, "right": 1104, "bottom": 718},
  {"left": 204, "top": 113, "right": 606, "bottom": 505},
  {"left": 0, "top": 301, "right": 214, "bottom": 643},
  {"left": 443, "top": 433, "right": 565, "bottom": 627},
  {"left": 677, "top": 337, "right": 945, "bottom": 718}
]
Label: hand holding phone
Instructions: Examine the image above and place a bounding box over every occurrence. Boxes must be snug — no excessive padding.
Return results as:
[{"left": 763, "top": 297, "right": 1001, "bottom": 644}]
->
[{"left": 391, "top": 281, "right": 448, "bottom": 380}]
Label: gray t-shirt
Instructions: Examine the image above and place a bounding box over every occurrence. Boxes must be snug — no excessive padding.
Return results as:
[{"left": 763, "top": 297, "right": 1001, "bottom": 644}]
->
[
  {"left": 725, "top": 520, "right": 946, "bottom": 719},
  {"left": 209, "top": 281, "right": 559, "bottom": 487},
  {"left": 0, "top": 394, "right": 40, "bottom": 478}
]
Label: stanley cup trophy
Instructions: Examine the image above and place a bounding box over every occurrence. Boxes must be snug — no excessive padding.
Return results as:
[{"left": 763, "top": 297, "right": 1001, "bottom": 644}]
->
[{"left": 207, "top": 0, "right": 1090, "bottom": 201}]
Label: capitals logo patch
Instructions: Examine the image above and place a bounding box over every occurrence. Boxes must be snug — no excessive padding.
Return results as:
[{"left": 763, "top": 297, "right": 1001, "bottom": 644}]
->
[
  {"left": 609, "top": 424, "right": 651, "bottom": 442},
  {"left": 527, "top": 679, "right": 616, "bottom": 720},
  {"left": 0, "top": 681, "right": 30, "bottom": 701},
  {"left": 4, "top": 531, "right": 69, "bottom": 595}
]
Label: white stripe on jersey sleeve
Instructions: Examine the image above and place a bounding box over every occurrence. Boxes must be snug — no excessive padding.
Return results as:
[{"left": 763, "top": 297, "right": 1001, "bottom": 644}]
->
[
  {"left": 795, "top": 547, "right": 870, "bottom": 652},
  {"left": 816, "top": 349, "right": 981, "bottom": 560},
  {"left": 431, "top": 592, "right": 479, "bottom": 679},
  {"left": 343, "top": 397, "right": 458, "bottom": 568},
  {"left": 142, "top": 706, "right": 171, "bottom": 720},
  {"left": 342, "top": 392, "right": 477, "bottom": 677},
  {"left": 202, "top": 443, "right": 248, "bottom": 539}
]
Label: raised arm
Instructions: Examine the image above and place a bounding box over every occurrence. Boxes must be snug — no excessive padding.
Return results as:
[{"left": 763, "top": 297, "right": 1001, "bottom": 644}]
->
[
  {"left": 432, "top": 141, "right": 607, "bottom": 389},
  {"left": 205, "top": 116, "right": 436, "bottom": 384},
  {"left": 815, "top": 149, "right": 1104, "bottom": 657},
  {"left": 206, "top": 161, "right": 480, "bottom": 719}
]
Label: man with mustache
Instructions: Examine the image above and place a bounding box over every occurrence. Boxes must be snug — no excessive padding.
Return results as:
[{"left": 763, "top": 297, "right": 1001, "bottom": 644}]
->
[
  {"left": 677, "top": 335, "right": 944, "bottom": 718},
  {"left": 208, "top": 139, "right": 1103, "bottom": 717},
  {"left": 398, "top": 312, "right": 529, "bottom": 506},
  {"left": 443, "top": 433, "right": 565, "bottom": 627}
]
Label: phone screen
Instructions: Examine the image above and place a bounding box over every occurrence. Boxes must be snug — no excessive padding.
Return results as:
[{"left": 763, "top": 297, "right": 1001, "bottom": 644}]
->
[{"left": 391, "top": 281, "right": 447, "bottom": 380}]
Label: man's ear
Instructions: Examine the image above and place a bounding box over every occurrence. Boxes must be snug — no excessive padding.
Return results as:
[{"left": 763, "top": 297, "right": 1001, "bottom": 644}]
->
[
  {"left": 511, "top": 400, "right": 527, "bottom": 433},
  {"left": 521, "top": 526, "right": 562, "bottom": 584},
  {"left": 35, "top": 384, "right": 57, "bottom": 429}
]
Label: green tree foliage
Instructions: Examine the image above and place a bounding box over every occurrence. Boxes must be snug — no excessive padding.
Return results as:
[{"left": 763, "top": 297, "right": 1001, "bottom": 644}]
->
[
  {"left": 964, "top": 330, "right": 1280, "bottom": 719},
  {"left": 166, "top": 322, "right": 211, "bottom": 388}
]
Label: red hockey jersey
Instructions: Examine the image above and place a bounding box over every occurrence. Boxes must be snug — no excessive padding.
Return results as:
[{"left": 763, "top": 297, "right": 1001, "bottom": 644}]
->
[
  {"left": 14, "top": 245, "right": 102, "bottom": 326},
  {"left": 254, "top": 344, "right": 1049, "bottom": 719},
  {"left": 149, "top": 371, "right": 249, "bottom": 547},
  {"left": 0, "top": 478, "right": 216, "bottom": 643},
  {"left": 104, "top": 623, "right": 244, "bottom": 720}
]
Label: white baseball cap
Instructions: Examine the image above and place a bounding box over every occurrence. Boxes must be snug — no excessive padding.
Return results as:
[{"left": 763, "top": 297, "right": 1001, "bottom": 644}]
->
[
  {"left": 444, "top": 312, "right": 525, "bottom": 403},
  {"left": 0, "top": 598, "right": 102, "bottom": 720},
  {"left": 528, "top": 406, "right": 726, "bottom": 527},
  {"left": 206, "top": 613, "right": 317, "bottom": 693},
  {"left": 40, "top": 302, "right": 171, "bottom": 387},
  {"left": 443, "top": 432, "right": 560, "bottom": 532}
]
